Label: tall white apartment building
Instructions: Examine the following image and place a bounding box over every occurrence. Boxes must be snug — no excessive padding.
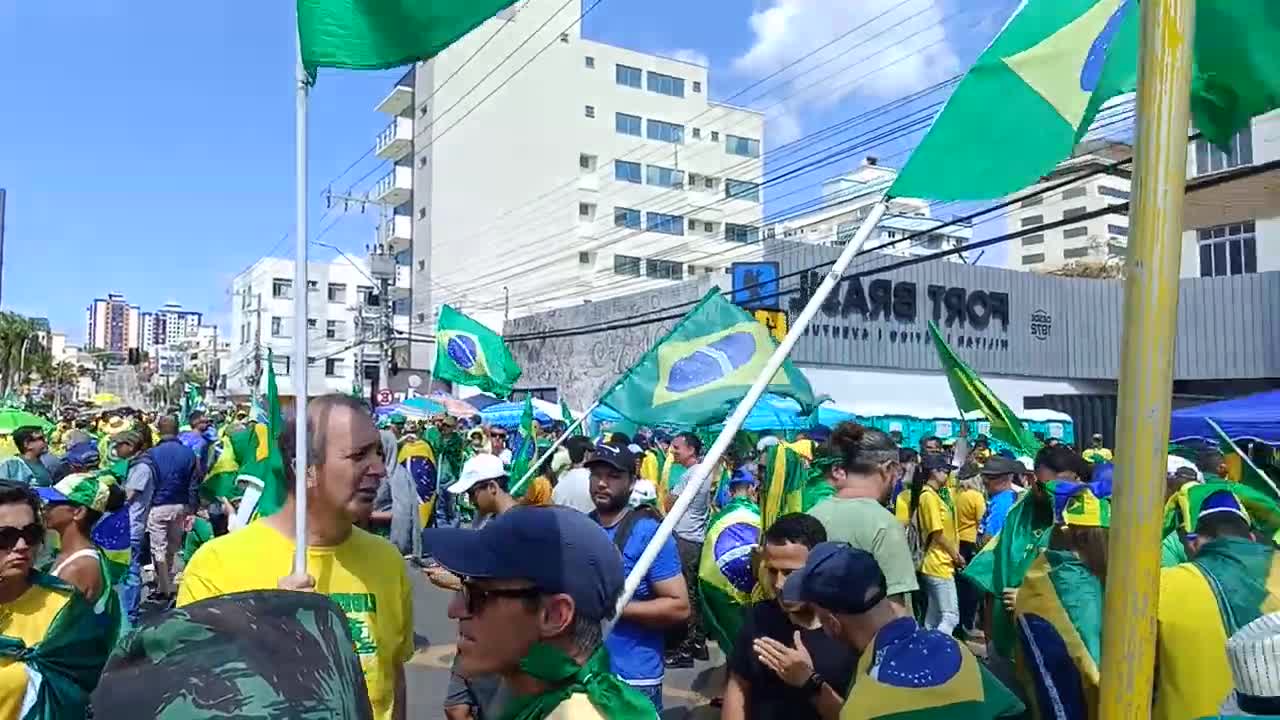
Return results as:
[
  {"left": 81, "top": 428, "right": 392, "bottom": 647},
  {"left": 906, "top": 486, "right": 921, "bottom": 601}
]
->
[
  {"left": 85, "top": 293, "right": 141, "bottom": 353},
  {"left": 1005, "top": 141, "right": 1133, "bottom": 272},
  {"left": 225, "top": 258, "right": 408, "bottom": 399},
  {"left": 765, "top": 159, "right": 970, "bottom": 258},
  {"left": 370, "top": 0, "right": 765, "bottom": 368},
  {"left": 140, "top": 302, "right": 203, "bottom": 353}
]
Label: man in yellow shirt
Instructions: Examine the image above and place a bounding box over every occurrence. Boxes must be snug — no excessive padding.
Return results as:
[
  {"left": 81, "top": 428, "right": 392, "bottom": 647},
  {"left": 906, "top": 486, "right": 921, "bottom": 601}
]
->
[
  {"left": 178, "top": 394, "right": 414, "bottom": 720},
  {"left": 917, "top": 454, "right": 964, "bottom": 635},
  {"left": 1080, "top": 433, "right": 1113, "bottom": 464}
]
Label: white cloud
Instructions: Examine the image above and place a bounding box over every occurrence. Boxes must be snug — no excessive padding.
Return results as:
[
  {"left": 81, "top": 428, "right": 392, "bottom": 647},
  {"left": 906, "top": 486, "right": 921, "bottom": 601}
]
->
[
  {"left": 732, "top": 0, "right": 962, "bottom": 141},
  {"left": 665, "top": 48, "right": 710, "bottom": 68}
]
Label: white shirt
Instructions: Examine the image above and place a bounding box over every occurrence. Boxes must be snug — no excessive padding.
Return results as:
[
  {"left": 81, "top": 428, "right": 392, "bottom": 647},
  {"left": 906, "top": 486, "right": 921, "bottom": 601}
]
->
[
  {"left": 552, "top": 467, "right": 595, "bottom": 513},
  {"left": 629, "top": 479, "right": 657, "bottom": 507}
]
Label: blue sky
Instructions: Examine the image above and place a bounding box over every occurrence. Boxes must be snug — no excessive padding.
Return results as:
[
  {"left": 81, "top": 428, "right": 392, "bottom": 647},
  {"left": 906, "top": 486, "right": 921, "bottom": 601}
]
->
[{"left": 0, "top": 0, "right": 1017, "bottom": 343}]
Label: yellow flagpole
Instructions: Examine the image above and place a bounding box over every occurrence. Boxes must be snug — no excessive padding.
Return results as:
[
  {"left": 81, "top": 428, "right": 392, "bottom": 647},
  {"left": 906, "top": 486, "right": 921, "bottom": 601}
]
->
[{"left": 1097, "top": 0, "right": 1196, "bottom": 718}]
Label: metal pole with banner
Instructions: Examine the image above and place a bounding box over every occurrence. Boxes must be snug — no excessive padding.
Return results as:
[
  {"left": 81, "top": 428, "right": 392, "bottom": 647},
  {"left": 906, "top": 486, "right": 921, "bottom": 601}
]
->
[{"left": 291, "top": 28, "right": 311, "bottom": 577}]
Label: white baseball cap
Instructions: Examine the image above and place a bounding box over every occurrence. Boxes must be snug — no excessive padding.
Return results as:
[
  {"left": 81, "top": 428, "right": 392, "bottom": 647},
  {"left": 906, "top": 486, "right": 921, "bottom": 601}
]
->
[{"left": 448, "top": 453, "right": 508, "bottom": 494}]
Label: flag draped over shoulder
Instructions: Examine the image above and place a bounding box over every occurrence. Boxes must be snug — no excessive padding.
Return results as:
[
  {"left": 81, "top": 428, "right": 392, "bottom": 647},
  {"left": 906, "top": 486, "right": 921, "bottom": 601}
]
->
[
  {"left": 758, "top": 445, "right": 806, "bottom": 531},
  {"left": 297, "top": 0, "right": 521, "bottom": 81},
  {"left": 698, "top": 497, "right": 761, "bottom": 655},
  {"left": 433, "top": 305, "right": 522, "bottom": 398},
  {"left": 598, "top": 288, "right": 817, "bottom": 427},
  {"left": 398, "top": 440, "right": 439, "bottom": 531},
  {"left": 1013, "top": 550, "right": 1104, "bottom": 720},
  {"left": 928, "top": 322, "right": 1042, "bottom": 456},
  {"left": 508, "top": 396, "right": 537, "bottom": 497},
  {"left": 890, "top": 0, "right": 1139, "bottom": 200}
]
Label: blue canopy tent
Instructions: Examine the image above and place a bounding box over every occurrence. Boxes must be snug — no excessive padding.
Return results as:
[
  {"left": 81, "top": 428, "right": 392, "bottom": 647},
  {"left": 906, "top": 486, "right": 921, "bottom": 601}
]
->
[
  {"left": 481, "top": 401, "right": 554, "bottom": 428},
  {"left": 392, "top": 397, "right": 446, "bottom": 419},
  {"left": 1170, "top": 390, "right": 1280, "bottom": 444},
  {"left": 589, "top": 394, "right": 856, "bottom": 433}
]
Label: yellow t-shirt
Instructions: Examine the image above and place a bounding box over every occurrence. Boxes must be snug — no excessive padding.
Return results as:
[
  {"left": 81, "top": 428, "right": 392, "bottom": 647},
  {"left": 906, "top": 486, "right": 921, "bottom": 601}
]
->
[
  {"left": 547, "top": 693, "right": 609, "bottom": 719},
  {"left": 0, "top": 583, "right": 73, "bottom": 720},
  {"left": 1154, "top": 563, "right": 1232, "bottom": 720},
  {"left": 955, "top": 488, "right": 986, "bottom": 544},
  {"left": 918, "top": 486, "right": 958, "bottom": 579},
  {"left": 1081, "top": 447, "right": 1113, "bottom": 464},
  {"left": 522, "top": 476, "right": 554, "bottom": 507},
  {"left": 178, "top": 521, "right": 414, "bottom": 720}
]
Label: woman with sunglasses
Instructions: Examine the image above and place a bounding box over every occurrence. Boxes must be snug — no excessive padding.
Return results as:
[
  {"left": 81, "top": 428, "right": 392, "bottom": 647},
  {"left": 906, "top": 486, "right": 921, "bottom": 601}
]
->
[
  {"left": 39, "top": 472, "right": 127, "bottom": 606},
  {"left": 0, "top": 480, "right": 116, "bottom": 718}
]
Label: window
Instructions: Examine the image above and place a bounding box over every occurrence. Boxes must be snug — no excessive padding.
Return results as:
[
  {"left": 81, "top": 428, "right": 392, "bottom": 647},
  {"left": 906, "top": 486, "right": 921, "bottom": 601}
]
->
[
  {"left": 325, "top": 358, "right": 344, "bottom": 377},
  {"left": 326, "top": 320, "right": 341, "bottom": 339},
  {"left": 1062, "top": 186, "right": 1088, "bottom": 200},
  {"left": 1062, "top": 206, "right": 1087, "bottom": 220},
  {"left": 578, "top": 202, "right": 591, "bottom": 217},
  {"left": 392, "top": 298, "right": 410, "bottom": 315},
  {"left": 274, "top": 355, "right": 290, "bottom": 376},
  {"left": 1020, "top": 215, "right": 1043, "bottom": 228},
  {"left": 419, "top": 155, "right": 427, "bottom": 168},
  {"left": 1022, "top": 253, "right": 1046, "bottom": 265},
  {"left": 616, "top": 64, "right": 642, "bottom": 88},
  {"left": 1107, "top": 224, "right": 1129, "bottom": 237},
  {"left": 357, "top": 285, "right": 375, "bottom": 303},
  {"left": 1063, "top": 246, "right": 1091, "bottom": 259},
  {"left": 615, "top": 112, "right": 642, "bottom": 136},
  {"left": 1099, "top": 186, "right": 1130, "bottom": 200},
  {"left": 1022, "top": 233, "right": 1044, "bottom": 246},
  {"left": 1063, "top": 226, "right": 1089, "bottom": 239},
  {"left": 645, "top": 164, "right": 684, "bottom": 188},
  {"left": 614, "top": 207, "right": 641, "bottom": 229},
  {"left": 307, "top": 318, "right": 318, "bottom": 330},
  {"left": 417, "top": 259, "right": 425, "bottom": 271},
  {"left": 327, "top": 283, "right": 347, "bottom": 303},
  {"left": 1194, "top": 126, "right": 1253, "bottom": 175},
  {"left": 419, "top": 207, "right": 426, "bottom": 219},
  {"left": 1198, "top": 221, "right": 1257, "bottom": 277},
  {"left": 270, "top": 316, "right": 287, "bottom": 338},
  {"left": 692, "top": 128, "right": 701, "bottom": 139},
  {"left": 614, "top": 160, "right": 642, "bottom": 183},
  {"left": 1021, "top": 195, "right": 1043, "bottom": 208},
  {"left": 704, "top": 177, "right": 715, "bottom": 189},
  {"left": 646, "top": 119, "right": 684, "bottom": 144},
  {"left": 693, "top": 81, "right": 702, "bottom": 93},
  {"left": 307, "top": 280, "right": 319, "bottom": 292},
  {"left": 272, "top": 278, "right": 292, "bottom": 299},
  {"left": 585, "top": 56, "right": 595, "bottom": 68},
  {"left": 614, "top": 254, "right": 642, "bottom": 276},
  {"left": 646, "top": 258, "right": 683, "bottom": 280},
  {"left": 725, "top": 223, "right": 759, "bottom": 244},
  {"left": 703, "top": 222, "right": 714, "bottom": 233},
  {"left": 584, "top": 105, "right": 595, "bottom": 118},
  {"left": 1108, "top": 243, "right": 1127, "bottom": 257},
  {"left": 645, "top": 212, "right": 684, "bottom": 235},
  {"left": 394, "top": 248, "right": 411, "bottom": 266},
  {"left": 647, "top": 71, "right": 684, "bottom": 97},
  {"left": 579, "top": 153, "right": 593, "bottom": 170},
  {"left": 417, "top": 312, "right": 426, "bottom": 323},
  {"left": 725, "top": 179, "right": 761, "bottom": 203},
  {"left": 688, "top": 219, "right": 698, "bottom": 230},
  {"left": 578, "top": 251, "right": 591, "bottom": 264},
  {"left": 711, "top": 131, "right": 719, "bottom": 141},
  {"left": 725, "top": 135, "right": 761, "bottom": 158}
]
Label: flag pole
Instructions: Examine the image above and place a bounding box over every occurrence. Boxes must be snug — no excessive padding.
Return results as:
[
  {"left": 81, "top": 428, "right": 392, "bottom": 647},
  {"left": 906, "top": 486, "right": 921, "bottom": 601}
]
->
[
  {"left": 606, "top": 200, "right": 889, "bottom": 633},
  {"left": 1097, "top": 1, "right": 1195, "bottom": 718},
  {"left": 292, "top": 29, "right": 311, "bottom": 577},
  {"left": 511, "top": 401, "right": 600, "bottom": 492}
]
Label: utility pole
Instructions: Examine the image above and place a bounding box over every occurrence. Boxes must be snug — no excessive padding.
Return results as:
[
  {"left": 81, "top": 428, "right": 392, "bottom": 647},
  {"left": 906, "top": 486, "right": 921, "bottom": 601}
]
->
[
  {"left": 249, "top": 289, "right": 264, "bottom": 394},
  {"left": 503, "top": 286, "right": 511, "bottom": 324},
  {"left": 368, "top": 245, "right": 396, "bottom": 401}
]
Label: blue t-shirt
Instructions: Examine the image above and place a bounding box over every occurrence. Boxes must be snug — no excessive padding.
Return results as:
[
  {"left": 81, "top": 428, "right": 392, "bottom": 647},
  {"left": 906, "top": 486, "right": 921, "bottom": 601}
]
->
[
  {"left": 602, "top": 511, "right": 682, "bottom": 687},
  {"left": 983, "top": 489, "right": 1017, "bottom": 538}
]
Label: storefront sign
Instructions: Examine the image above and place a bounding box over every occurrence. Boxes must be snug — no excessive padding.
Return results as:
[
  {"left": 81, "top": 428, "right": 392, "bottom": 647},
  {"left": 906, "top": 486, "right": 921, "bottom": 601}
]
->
[
  {"left": 787, "top": 271, "right": 1010, "bottom": 331},
  {"left": 751, "top": 309, "right": 789, "bottom": 343}
]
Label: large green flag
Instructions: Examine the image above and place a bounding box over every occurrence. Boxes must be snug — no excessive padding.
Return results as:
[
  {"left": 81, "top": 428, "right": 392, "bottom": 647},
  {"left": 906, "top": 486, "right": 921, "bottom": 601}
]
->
[
  {"left": 560, "top": 399, "right": 585, "bottom": 437},
  {"left": 256, "top": 349, "right": 288, "bottom": 517},
  {"left": 598, "top": 288, "right": 817, "bottom": 427},
  {"left": 434, "top": 305, "right": 523, "bottom": 398},
  {"left": 1190, "top": 0, "right": 1280, "bottom": 149},
  {"left": 928, "top": 321, "right": 1042, "bottom": 456},
  {"left": 698, "top": 496, "right": 761, "bottom": 655},
  {"left": 297, "top": 0, "right": 520, "bottom": 81},
  {"left": 890, "top": 0, "right": 1139, "bottom": 200},
  {"left": 508, "top": 395, "right": 537, "bottom": 497}
]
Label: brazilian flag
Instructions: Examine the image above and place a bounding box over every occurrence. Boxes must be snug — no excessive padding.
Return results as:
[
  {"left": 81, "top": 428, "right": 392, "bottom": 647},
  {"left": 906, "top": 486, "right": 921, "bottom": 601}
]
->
[
  {"left": 201, "top": 429, "right": 255, "bottom": 503},
  {"left": 434, "top": 304, "right": 522, "bottom": 398},
  {"left": 598, "top": 288, "right": 816, "bottom": 427},
  {"left": 698, "top": 496, "right": 760, "bottom": 655},
  {"left": 399, "top": 439, "right": 439, "bottom": 530},
  {"left": 91, "top": 502, "right": 131, "bottom": 586},
  {"left": 759, "top": 444, "right": 806, "bottom": 531}
]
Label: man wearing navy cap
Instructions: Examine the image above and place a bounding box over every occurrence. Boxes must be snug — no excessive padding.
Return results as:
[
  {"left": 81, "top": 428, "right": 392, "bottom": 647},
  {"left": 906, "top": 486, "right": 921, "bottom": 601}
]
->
[
  {"left": 783, "top": 542, "right": 1023, "bottom": 718},
  {"left": 425, "top": 506, "right": 656, "bottom": 719}
]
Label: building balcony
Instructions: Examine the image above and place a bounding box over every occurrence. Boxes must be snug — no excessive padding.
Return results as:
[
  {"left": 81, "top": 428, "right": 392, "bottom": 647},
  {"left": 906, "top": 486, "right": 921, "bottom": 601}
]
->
[
  {"left": 379, "top": 214, "right": 412, "bottom": 252},
  {"left": 375, "top": 117, "right": 413, "bottom": 161},
  {"left": 371, "top": 166, "right": 413, "bottom": 206},
  {"left": 375, "top": 70, "right": 414, "bottom": 115}
]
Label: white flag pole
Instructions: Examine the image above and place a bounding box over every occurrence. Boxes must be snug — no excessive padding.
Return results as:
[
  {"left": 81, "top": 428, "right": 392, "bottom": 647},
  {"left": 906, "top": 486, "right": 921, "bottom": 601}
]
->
[
  {"left": 510, "top": 401, "right": 600, "bottom": 493},
  {"left": 292, "top": 30, "right": 311, "bottom": 577},
  {"left": 606, "top": 199, "right": 889, "bottom": 633}
]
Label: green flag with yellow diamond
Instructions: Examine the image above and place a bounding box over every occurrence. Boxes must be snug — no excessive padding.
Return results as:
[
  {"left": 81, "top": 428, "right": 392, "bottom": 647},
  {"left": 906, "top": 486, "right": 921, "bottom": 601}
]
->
[
  {"left": 434, "top": 305, "right": 523, "bottom": 398},
  {"left": 891, "top": 0, "right": 1139, "bottom": 201},
  {"left": 597, "top": 288, "right": 817, "bottom": 427}
]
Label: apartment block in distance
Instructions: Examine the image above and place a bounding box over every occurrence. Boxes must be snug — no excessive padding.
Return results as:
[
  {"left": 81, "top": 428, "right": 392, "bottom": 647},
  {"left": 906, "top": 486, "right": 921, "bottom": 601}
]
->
[
  {"left": 140, "top": 302, "right": 203, "bottom": 353},
  {"left": 370, "top": 0, "right": 764, "bottom": 368},
  {"left": 85, "top": 292, "right": 141, "bottom": 353}
]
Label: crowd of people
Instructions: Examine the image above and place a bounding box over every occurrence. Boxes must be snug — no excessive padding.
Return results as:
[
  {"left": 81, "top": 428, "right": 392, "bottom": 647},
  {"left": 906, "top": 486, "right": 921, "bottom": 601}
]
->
[{"left": 1, "top": 396, "right": 1279, "bottom": 719}]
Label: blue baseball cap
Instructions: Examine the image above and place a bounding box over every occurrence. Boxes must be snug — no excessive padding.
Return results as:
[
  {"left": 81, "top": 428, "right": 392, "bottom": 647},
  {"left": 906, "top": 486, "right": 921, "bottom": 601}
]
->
[
  {"left": 423, "top": 506, "right": 624, "bottom": 621},
  {"left": 65, "top": 440, "right": 100, "bottom": 468},
  {"left": 781, "top": 542, "right": 887, "bottom": 614}
]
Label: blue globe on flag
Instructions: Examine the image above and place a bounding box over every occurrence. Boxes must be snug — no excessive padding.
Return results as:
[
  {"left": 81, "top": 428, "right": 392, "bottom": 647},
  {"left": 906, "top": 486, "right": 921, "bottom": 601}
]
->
[
  {"left": 666, "top": 331, "right": 757, "bottom": 394},
  {"left": 712, "top": 521, "right": 760, "bottom": 594},
  {"left": 446, "top": 334, "right": 481, "bottom": 372}
]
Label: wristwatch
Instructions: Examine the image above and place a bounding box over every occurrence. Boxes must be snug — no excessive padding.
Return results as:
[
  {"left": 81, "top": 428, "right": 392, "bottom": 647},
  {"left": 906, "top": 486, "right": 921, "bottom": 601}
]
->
[{"left": 802, "top": 671, "right": 824, "bottom": 697}]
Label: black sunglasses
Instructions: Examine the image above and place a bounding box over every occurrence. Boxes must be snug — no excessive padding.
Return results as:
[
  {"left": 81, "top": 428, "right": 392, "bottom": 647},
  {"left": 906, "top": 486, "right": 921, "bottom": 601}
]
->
[
  {"left": 0, "top": 523, "right": 43, "bottom": 551},
  {"left": 461, "top": 579, "right": 541, "bottom": 615}
]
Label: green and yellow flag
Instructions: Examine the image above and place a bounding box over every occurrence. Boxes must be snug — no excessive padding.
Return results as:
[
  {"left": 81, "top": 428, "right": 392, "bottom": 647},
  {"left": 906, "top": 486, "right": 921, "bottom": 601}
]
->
[
  {"left": 254, "top": 350, "right": 288, "bottom": 517},
  {"left": 759, "top": 444, "right": 806, "bottom": 531},
  {"left": 560, "top": 399, "right": 584, "bottom": 437},
  {"left": 433, "top": 305, "right": 523, "bottom": 398},
  {"left": 298, "top": 0, "right": 520, "bottom": 81},
  {"left": 698, "top": 496, "right": 761, "bottom": 655},
  {"left": 1208, "top": 418, "right": 1280, "bottom": 501},
  {"left": 928, "top": 321, "right": 1041, "bottom": 456},
  {"left": 598, "top": 288, "right": 816, "bottom": 427},
  {"left": 508, "top": 395, "right": 537, "bottom": 497}
]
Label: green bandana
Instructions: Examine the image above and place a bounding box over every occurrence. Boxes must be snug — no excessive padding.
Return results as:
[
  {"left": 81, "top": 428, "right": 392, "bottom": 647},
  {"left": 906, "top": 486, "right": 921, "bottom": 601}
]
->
[{"left": 497, "top": 643, "right": 655, "bottom": 720}]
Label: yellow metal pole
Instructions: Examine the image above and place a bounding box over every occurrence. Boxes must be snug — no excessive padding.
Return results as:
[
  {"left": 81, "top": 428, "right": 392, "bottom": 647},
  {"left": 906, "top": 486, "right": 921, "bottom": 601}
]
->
[{"left": 1097, "top": 0, "right": 1195, "bottom": 718}]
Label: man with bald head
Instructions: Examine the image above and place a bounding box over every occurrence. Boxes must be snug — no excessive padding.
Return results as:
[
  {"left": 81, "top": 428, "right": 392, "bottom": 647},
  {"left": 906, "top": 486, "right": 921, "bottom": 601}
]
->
[{"left": 146, "top": 414, "right": 202, "bottom": 606}]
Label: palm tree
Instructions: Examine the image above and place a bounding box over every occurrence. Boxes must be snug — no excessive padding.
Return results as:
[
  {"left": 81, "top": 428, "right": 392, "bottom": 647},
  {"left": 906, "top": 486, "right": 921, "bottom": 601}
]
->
[{"left": 0, "top": 313, "right": 45, "bottom": 398}]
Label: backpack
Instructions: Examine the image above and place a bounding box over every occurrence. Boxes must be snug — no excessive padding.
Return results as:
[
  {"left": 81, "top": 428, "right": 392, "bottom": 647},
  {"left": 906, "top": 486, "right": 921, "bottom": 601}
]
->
[{"left": 590, "top": 504, "right": 664, "bottom": 556}]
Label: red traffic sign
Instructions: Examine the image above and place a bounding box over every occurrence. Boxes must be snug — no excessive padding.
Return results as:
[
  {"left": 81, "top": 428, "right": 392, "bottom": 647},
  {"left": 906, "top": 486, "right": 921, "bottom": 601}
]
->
[{"left": 377, "top": 389, "right": 393, "bottom": 406}]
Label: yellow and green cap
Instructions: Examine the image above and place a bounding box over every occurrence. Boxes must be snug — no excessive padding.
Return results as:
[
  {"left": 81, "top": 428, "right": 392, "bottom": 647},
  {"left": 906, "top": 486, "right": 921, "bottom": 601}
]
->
[{"left": 37, "top": 472, "right": 115, "bottom": 513}]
